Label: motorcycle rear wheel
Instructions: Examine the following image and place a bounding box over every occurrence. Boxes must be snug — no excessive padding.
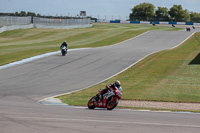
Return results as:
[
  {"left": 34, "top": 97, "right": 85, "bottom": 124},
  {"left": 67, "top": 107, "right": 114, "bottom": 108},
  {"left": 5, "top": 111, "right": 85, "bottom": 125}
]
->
[
  {"left": 107, "top": 97, "right": 118, "bottom": 110},
  {"left": 88, "top": 97, "right": 96, "bottom": 109}
]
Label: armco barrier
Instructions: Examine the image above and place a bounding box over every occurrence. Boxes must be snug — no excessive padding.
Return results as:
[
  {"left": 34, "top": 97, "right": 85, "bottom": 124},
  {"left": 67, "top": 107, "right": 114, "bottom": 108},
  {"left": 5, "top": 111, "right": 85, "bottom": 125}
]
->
[
  {"left": 95, "top": 20, "right": 199, "bottom": 26},
  {"left": 140, "top": 21, "right": 150, "bottom": 24},
  {"left": 110, "top": 20, "right": 120, "bottom": 23},
  {"left": 130, "top": 21, "right": 140, "bottom": 24},
  {"left": 177, "top": 22, "right": 185, "bottom": 25},
  {"left": 186, "top": 22, "right": 194, "bottom": 25},
  {"left": 159, "top": 22, "right": 169, "bottom": 25},
  {"left": 194, "top": 23, "right": 200, "bottom": 26},
  {"left": 120, "top": 21, "right": 130, "bottom": 24},
  {"left": 150, "top": 21, "right": 160, "bottom": 24},
  {"left": 169, "top": 22, "right": 177, "bottom": 25}
]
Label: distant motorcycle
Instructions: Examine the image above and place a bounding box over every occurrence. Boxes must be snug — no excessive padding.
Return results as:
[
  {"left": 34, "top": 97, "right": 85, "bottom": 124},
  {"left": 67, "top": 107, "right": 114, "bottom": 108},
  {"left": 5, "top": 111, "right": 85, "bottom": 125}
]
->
[
  {"left": 88, "top": 88, "right": 122, "bottom": 110},
  {"left": 61, "top": 46, "right": 67, "bottom": 56}
]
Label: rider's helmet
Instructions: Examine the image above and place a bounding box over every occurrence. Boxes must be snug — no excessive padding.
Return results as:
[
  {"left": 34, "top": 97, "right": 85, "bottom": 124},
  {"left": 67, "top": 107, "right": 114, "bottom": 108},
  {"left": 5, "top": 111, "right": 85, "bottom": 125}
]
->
[{"left": 114, "top": 80, "right": 121, "bottom": 88}]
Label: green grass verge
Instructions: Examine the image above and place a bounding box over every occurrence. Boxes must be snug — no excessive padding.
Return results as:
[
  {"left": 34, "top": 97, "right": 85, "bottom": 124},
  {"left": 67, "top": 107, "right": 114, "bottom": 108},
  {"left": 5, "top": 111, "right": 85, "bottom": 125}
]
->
[
  {"left": 0, "top": 23, "right": 181, "bottom": 66},
  {"left": 57, "top": 32, "right": 200, "bottom": 110}
]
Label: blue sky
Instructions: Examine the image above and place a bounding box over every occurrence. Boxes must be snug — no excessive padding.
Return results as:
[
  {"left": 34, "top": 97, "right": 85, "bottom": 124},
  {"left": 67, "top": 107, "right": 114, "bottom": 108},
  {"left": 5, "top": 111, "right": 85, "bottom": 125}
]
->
[{"left": 0, "top": 0, "right": 199, "bottom": 20}]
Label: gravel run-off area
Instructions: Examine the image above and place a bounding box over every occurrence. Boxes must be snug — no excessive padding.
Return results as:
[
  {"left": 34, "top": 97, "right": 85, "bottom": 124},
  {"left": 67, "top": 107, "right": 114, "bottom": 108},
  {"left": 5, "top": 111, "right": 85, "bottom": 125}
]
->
[{"left": 119, "top": 100, "right": 200, "bottom": 111}]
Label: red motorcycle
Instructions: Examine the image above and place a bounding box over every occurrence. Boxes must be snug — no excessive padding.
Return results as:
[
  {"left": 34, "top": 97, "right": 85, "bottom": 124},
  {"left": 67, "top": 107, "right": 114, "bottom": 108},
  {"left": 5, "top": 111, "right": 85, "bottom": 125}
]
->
[{"left": 88, "top": 88, "right": 122, "bottom": 110}]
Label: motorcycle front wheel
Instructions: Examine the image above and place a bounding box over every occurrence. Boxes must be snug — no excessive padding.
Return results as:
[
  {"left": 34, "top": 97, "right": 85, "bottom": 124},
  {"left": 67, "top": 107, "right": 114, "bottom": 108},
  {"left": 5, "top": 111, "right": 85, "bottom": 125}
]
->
[
  {"left": 88, "top": 97, "right": 96, "bottom": 109},
  {"left": 107, "top": 97, "right": 118, "bottom": 110},
  {"left": 62, "top": 50, "right": 66, "bottom": 56}
]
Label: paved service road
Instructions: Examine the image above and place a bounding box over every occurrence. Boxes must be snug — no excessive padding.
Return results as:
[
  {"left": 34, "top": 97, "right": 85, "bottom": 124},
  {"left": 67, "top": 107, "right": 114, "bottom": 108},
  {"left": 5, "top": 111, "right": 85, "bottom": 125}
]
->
[{"left": 0, "top": 30, "right": 200, "bottom": 133}]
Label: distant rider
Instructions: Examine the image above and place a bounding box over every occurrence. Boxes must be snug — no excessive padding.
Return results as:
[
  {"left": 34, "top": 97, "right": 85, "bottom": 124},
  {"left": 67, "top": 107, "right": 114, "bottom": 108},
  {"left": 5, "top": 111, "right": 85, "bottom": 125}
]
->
[
  {"left": 60, "top": 41, "right": 68, "bottom": 49},
  {"left": 96, "top": 80, "right": 122, "bottom": 101}
]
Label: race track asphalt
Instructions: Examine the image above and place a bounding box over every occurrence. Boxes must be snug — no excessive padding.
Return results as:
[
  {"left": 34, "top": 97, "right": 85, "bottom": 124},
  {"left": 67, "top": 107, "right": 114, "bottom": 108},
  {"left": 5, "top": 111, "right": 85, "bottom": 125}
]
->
[{"left": 0, "top": 29, "right": 200, "bottom": 133}]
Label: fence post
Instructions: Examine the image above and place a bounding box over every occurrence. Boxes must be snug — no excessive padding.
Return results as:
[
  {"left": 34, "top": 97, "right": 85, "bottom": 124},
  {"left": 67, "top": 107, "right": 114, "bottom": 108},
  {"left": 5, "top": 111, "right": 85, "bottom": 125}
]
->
[{"left": 31, "top": 16, "right": 33, "bottom": 23}]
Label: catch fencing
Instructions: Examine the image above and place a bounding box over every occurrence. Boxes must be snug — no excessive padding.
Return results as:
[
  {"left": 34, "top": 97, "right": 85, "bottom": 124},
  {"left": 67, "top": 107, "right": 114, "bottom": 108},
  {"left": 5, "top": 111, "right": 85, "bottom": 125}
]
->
[
  {"left": 0, "top": 16, "right": 32, "bottom": 27},
  {"left": 33, "top": 17, "right": 92, "bottom": 29},
  {"left": 0, "top": 16, "right": 92, "bottom": 33}
]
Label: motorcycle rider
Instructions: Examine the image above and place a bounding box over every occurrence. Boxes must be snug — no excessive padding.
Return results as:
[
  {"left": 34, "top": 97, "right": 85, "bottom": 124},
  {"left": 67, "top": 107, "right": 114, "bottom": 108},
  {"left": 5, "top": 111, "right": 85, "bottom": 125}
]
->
[
  {"left": 60, "top": 41, "right": 68, "bottom": 49},
  {"left": 96, "top": 80, "right": 122, "bottom": 101}
]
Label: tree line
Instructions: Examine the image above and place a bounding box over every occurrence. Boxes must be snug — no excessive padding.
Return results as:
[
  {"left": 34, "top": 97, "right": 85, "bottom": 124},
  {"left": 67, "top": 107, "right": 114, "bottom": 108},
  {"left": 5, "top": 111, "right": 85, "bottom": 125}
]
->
[
  {"left": 0, "top": 11, "right": 92, "bottom": 19},
  {"left": 0, "top": 11, "right": 41, "bottom": 17},
  {"left": 129, "top": 3, "right": 200, "bottom": 22}
]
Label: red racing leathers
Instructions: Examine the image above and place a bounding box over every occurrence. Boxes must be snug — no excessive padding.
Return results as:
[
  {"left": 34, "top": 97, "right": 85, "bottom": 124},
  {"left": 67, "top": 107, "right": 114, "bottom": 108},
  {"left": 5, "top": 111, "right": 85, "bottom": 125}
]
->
[{"left": 96, "top": 84, "right": 118, "bottom": 101}]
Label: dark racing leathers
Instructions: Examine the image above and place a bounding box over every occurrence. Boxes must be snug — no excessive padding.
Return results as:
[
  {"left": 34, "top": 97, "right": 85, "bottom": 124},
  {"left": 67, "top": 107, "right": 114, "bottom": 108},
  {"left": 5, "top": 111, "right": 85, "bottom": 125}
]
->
[{"left": 60, "top": 42, "right": 68, "bottom": 49}]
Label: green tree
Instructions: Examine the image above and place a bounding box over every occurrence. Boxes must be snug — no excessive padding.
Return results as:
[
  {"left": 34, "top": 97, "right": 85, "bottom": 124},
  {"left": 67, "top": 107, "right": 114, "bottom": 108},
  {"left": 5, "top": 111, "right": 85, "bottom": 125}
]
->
[
  {"left": 155, "top": 7, "right": 169, "bottom": 21},
  {"left": 37, "top": 13, "right": 41, "bottom": 17},
  {"left": 190, "top": 12, "right": 200, "bottom": 22},
  {"left": 129, "top": 2, "right": 155, "bottom": 21},
  {"left": 15, "top": 12, "right": 19, "bottom": 16},
  {"left": 155, "top": 7, "right": 169, "bottom": 17},
  {"left": 182, "top": 9, "right": 190, "bottom": 22},
  {"left": 20, "top": 11, "right": 26, "bottom": 16},
  {"left": 169, "top": 5, "right": 190, "bottom": 22},
  {"left": 27, "top": 12, "right": 36, "bottom": 16}
]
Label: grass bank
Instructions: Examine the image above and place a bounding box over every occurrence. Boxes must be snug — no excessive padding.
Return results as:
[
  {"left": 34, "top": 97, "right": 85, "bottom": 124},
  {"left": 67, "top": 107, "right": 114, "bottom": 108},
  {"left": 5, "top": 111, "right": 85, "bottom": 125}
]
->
[
  {"left": 0, "top": 23, "right": 180, "bottom": 66},
  {"left": 57, "top": 32, "right": 200, "bottom": 108}
]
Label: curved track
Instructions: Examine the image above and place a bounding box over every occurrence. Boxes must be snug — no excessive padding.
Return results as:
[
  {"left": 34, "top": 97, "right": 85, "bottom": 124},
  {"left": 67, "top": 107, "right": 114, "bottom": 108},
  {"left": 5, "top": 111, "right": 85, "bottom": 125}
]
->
[{"left": 1, "top": 30, "right": 200, "bottom": 133}]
